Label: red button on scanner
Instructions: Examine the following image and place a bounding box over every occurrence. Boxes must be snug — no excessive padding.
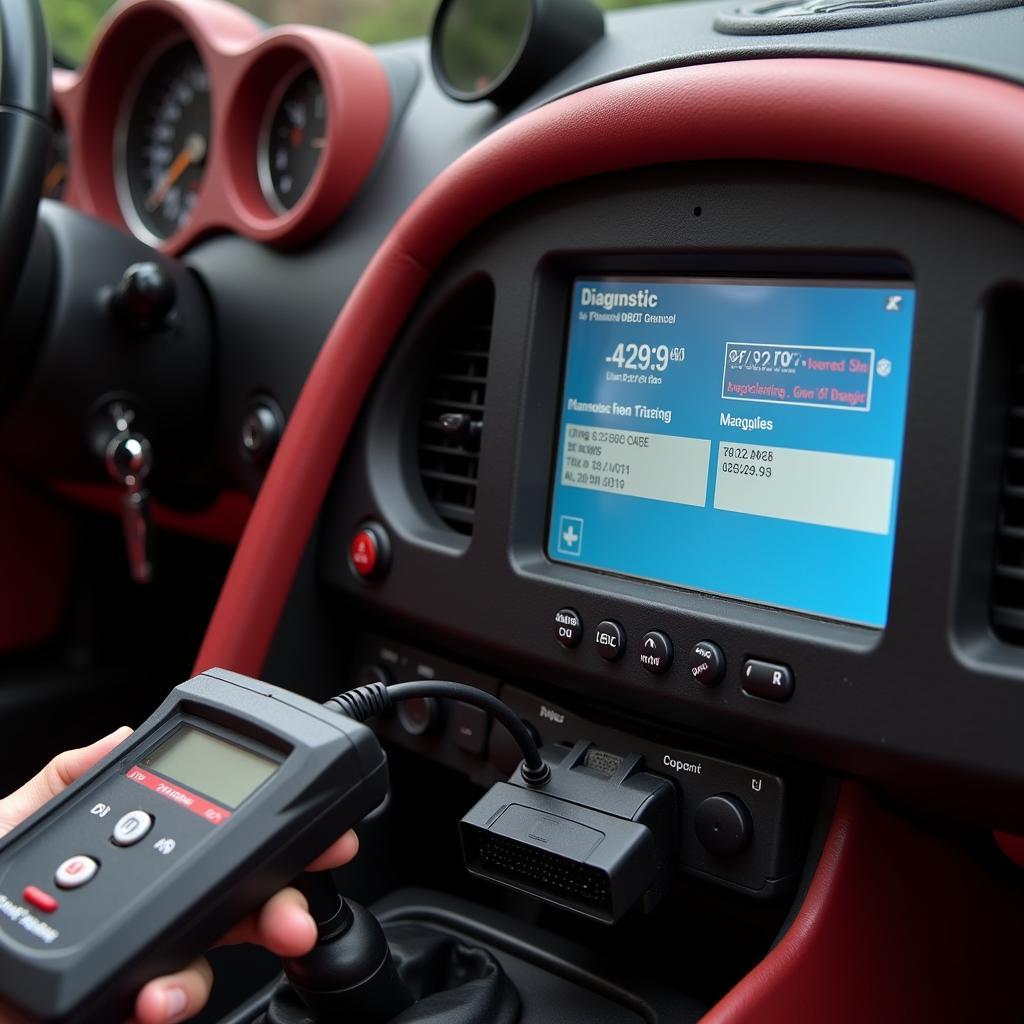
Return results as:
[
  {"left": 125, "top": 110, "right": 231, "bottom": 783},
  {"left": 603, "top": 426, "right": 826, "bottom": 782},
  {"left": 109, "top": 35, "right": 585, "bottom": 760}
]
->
[
  {"left": 23, "top": 886, "right": 58, "bottom": 913},
  {"left": 349, "top": 522, "right": 390, "bottom": 581}
]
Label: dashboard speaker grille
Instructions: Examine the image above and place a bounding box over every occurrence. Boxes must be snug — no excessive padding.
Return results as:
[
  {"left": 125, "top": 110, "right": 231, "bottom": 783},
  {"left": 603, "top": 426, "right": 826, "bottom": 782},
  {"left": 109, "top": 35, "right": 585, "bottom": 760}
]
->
[
  {"left": 991, "top": 299, "right": 1024, "bottom": 641},
  {"left": 416, "top": 280, "right": 494, "bottom": 535}
]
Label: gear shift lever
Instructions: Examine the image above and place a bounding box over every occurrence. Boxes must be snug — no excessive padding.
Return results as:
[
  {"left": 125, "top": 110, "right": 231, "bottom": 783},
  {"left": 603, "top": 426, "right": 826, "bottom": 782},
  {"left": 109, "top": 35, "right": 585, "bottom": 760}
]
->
[{"left": 274, "top": 873, "right": 414, "bottom": 1023}]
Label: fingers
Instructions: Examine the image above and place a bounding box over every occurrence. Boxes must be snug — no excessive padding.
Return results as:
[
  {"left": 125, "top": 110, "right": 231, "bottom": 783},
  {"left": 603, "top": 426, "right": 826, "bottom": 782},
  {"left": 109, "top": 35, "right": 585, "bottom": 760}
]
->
[
  {"left": 132, "top": 957, "right": 213, "bottom": 1024},
  {"left": 220, "top": 887, "right": 318, "bottom": 957},
  {"left": 0, "top": 726, "right": 133, "bottom": 836},
  {"left": 306, "top": 828, "right": 359, "bottom": 873}
]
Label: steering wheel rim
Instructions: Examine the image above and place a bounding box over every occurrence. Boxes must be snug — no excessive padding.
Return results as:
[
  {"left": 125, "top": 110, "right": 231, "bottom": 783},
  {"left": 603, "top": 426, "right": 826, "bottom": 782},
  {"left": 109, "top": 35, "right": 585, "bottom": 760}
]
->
[{"left": 0, "top": 0, "right": 51, "bottom": 314}]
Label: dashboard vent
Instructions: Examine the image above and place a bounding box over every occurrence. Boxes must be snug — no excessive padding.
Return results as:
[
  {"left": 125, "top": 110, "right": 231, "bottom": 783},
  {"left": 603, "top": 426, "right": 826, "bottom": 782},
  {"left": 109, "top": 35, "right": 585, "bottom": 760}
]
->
[
  {"left": 991, "top": 347, "right": 1024, "bottom": 641},
  {"left": 416, "top": 280, "right": 494, "bottom": 535}
]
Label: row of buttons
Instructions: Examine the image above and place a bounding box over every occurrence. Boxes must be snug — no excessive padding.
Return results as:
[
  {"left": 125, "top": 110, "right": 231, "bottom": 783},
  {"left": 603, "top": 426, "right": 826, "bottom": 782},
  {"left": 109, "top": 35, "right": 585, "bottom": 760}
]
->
[
  {"left": 554, "top": 608, "right": 793, "bottom": 701},
  {"left": 20, "top": 811, "right": 156, "bottom": 915}
]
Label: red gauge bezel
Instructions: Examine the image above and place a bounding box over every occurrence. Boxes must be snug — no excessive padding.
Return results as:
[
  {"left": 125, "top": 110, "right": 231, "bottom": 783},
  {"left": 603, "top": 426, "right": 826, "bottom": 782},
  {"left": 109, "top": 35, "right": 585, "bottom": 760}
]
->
[{"left": 48, "top": 0, "right": 390, "bottom": 253}]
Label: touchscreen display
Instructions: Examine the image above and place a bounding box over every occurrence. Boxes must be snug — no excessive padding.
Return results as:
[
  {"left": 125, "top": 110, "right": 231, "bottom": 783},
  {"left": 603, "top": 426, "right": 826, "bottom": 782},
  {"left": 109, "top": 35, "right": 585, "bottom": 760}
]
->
[
  {"left": 548, "top": 276, "right": 915, "bottom": 626},
  {"left": 142, "top": 726, "right": 278, "bottom": 808}
]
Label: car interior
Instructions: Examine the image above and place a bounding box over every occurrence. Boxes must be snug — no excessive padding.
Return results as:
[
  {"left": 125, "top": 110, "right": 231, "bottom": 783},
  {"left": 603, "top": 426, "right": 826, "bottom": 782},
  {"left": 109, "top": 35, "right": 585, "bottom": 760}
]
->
[{"left": 1, "top": 0, "right": 1024, "bottom": 1018}]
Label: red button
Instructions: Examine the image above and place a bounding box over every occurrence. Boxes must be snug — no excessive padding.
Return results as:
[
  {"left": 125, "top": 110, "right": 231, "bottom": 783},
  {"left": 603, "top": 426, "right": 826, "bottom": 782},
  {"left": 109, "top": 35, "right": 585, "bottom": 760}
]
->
[
  {"left": 350, "top": 530, "right": 378, "bottom": 577},
  {"left": 349, "top": 523, "right": 389, "bottom": 581},
  {"left": 23, "top": 886, "right": 58, "bottom": 913}
]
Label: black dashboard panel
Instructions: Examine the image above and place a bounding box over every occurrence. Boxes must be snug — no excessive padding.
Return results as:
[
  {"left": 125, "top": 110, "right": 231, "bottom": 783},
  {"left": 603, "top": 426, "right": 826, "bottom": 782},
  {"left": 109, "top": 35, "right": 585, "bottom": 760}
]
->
[{"left": 319, "top": 163, "right": 1024, "bottom": 829}]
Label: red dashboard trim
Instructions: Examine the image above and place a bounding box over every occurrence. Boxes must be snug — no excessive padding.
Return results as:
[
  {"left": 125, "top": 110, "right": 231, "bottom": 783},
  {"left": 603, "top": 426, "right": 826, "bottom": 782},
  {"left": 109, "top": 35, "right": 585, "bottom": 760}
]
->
[
  {"left": 51, "top": 0, "right": 390, "bottom": 251},
  {"left": 705, "top": 782, "right": 1022, "bottom": 1022},
  {"left": 52, "top": 482, "right": 251, "bottom": 547},
  {"left": 194, "top": 57, "right": 1024, "bottom": 1020}
]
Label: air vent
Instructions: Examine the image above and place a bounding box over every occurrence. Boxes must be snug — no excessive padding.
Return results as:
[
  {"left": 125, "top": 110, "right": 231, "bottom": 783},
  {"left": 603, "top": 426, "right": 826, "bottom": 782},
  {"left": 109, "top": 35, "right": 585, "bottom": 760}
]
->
[
  {"left": 990, "top": 290, "right": 1024, "bottom": 643},
  {"left": 416, "top": 280, "right": 494, "bottom": 535}
]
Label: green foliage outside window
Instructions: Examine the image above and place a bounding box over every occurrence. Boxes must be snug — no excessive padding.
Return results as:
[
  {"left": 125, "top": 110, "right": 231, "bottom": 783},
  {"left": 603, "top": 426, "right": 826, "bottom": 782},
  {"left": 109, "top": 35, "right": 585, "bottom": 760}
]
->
[{"left": 43, "top": 0, "right": 676, "bottom": 65}]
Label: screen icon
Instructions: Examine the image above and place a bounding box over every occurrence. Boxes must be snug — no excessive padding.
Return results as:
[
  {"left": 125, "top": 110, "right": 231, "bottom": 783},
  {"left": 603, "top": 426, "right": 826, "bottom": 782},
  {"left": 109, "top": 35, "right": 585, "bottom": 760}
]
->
[{"left": 557, "top": 516, "right": 584, "bottom": 557}]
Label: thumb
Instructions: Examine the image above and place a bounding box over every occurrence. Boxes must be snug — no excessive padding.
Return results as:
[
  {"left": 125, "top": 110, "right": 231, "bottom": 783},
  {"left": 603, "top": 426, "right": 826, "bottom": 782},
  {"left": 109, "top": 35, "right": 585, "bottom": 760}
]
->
[{"left": 0, "top": 726, "right": 133, "bottom": 837}]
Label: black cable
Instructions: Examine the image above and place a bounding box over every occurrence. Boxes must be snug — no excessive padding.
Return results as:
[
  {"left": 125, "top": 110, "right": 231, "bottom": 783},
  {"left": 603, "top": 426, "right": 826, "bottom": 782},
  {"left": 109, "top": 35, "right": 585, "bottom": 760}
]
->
[{"left": 326, "top": 680, "right": 550, "bottom": 787}]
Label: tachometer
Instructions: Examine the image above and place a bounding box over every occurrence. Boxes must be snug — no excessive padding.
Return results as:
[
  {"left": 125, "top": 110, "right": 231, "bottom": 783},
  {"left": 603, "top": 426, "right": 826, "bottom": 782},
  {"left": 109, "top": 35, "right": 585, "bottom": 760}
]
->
[
  {"left": 118, "top": 40, "right": 211, "bottom": 243},
  {"left": 258, "top": 66, "right": 326, "bottom": 214}
]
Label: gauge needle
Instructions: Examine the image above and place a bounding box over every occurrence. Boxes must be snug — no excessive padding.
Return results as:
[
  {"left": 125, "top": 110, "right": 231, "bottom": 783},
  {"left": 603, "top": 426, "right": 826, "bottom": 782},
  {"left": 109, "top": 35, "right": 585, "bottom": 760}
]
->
[
  {"left": 146, "top": 132, "right": 207, "bottom": 211},
  {"left": 44, "top": 162, "right": 67, "bottom": 197}
]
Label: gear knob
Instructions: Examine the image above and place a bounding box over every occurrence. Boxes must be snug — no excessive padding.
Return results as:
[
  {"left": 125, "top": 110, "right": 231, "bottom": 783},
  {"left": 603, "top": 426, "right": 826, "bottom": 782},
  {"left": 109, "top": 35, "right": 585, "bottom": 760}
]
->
[{"left": 279, "top": 875, "right": 413, "bottom": 1023}]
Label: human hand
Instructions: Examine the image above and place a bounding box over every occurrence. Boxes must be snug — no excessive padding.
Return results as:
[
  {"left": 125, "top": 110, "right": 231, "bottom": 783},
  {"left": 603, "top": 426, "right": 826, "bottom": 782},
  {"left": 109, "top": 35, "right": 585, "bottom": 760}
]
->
[{"left": 0, "top": 727, "right": 359, "bottom": 1024}]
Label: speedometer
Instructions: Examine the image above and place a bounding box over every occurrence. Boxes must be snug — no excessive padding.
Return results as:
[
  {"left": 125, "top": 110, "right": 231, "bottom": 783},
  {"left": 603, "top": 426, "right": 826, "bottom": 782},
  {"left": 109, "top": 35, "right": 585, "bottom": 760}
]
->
[{"left": 118, "top": 40, "right": 211, "bottom": 243}]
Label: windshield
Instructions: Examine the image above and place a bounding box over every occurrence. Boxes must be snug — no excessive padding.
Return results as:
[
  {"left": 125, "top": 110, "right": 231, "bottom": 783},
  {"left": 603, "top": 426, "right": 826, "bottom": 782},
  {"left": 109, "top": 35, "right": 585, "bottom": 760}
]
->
[{"left": 44, "top": 0, "right": 674, "bottom": 65}]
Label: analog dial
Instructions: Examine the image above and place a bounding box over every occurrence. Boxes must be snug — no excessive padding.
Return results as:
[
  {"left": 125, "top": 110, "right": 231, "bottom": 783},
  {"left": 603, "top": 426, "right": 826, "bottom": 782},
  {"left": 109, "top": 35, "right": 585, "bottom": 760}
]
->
[
  {"left": 259, "top": 66, "right": 327, "bottom": 214},
  {"left": 119, "top": 40, "right": 211, "bottom": 242}
]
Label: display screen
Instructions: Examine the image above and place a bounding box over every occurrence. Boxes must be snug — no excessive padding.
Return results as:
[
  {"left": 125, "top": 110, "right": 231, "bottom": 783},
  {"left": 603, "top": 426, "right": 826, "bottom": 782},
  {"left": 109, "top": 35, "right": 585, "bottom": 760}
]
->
[
  {"left": 548, "top": 276, "right": 916, "bottom": 626},
  {"left": 142, "top": 726, "right": 278, "bottom": 809}
]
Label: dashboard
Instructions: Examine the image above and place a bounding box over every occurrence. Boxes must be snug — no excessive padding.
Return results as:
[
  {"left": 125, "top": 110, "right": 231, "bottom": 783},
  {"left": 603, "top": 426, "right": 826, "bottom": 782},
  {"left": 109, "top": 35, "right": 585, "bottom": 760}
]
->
[
  {"left": 3, "top": 0, "right": 1024, "bottom": 1016},
  {"left": 11, "top": 0, "right": 1024, "bottom": 929},
  {"left": 28, "top": 0, "right": 1024, "bottom": 826}
]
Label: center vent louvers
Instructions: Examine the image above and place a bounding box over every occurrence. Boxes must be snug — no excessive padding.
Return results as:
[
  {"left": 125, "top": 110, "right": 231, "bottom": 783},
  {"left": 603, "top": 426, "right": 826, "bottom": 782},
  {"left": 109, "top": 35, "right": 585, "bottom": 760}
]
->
[
  {"left": 991, "top": 352, "right": 1024, "bottom": 641},
  {"left": 416, "top": 279, "right": 495, "bottom": 535}
]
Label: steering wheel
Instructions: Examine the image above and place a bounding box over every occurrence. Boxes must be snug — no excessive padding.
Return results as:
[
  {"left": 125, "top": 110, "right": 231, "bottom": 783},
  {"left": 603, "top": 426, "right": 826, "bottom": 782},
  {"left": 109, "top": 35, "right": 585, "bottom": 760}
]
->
[{"left": 0, "top": 0, "right": 51, "bottom": 314}]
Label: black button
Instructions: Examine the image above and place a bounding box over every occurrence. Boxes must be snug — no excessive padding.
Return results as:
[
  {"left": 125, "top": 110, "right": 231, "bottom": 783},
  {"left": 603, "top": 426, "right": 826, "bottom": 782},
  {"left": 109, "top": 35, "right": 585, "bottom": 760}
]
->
[
  {"left": 639, "top": 631, "right": 673, "bottom": 674},
  {"left": 742, "top": 659, "right": 794, "bottom": 702},
  {"left": 594, "top": 620, "right": 625, "bottom": 661},
  {"left": 689, "top": 640, "right": 725, "bottom": 686},
  {"left": 554, "top": 608, "right": 583, "bottom": 648},
  {"left": 451, "top": 704, "right": 490, "bottom": 756},
  {"left": 694, "top": 794, "right": 753, "bottom": 857}
]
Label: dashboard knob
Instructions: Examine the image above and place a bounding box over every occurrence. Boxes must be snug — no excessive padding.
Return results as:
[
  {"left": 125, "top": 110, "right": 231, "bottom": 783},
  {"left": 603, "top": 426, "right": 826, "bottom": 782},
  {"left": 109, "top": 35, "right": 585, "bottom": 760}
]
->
[
  {"left": 240, "top": 400, "right": 284, "bottom": 466},
  {"left": 109, "top": 261, "right": 176, "bottom": 331},
  {"left": 396, "top": 697, "right": 441, "bottom": 737},
  {"left": 694, "top": 794, "right": 752, "bottom": 858}
]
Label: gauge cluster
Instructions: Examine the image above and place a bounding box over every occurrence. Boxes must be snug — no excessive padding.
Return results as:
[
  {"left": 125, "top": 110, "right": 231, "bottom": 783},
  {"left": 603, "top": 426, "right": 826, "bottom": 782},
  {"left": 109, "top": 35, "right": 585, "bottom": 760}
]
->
[{"left": 49, "top": 0, "right": 391, "bottom": 252}]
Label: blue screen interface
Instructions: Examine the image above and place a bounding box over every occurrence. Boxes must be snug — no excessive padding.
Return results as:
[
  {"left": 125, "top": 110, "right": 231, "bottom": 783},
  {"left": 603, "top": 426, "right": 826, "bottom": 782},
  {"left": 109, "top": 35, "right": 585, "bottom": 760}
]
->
[{"left": 547, "top": 276, "right": 916, "bottom": 627}]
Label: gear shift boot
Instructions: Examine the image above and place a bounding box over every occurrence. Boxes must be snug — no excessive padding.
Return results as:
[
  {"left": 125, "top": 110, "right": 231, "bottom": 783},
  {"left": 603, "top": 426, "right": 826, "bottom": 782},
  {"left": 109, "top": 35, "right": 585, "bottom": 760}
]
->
[{"left": 262, "top": 919, "right": 520, "bottom": 1024}]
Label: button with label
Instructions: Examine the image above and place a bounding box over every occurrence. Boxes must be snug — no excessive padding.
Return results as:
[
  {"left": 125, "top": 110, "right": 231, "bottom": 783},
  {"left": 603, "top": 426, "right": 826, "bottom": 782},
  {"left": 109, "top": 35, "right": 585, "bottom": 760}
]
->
[
  {"left": 451, "top": 703, "right": 490, "bottom": 756},
  {"left": 112, "top": 810, "right": 154, "bottom": 846},
  {"left": 742, "top": 659, "right": 794, "bottom": 702},
  {"left": 554, "top": 608, "right": 583, "bottom": 648},
  {"left": 689, "top": 640, "right": 725, "bottom": 686},
  {"left": 595, "top": 620, "right": 625, "bottom": 661},
  {"left": 22, "top": 886, "right": 59, "bottom": 913},
  {"left": 55, "top": 855, "right": 99, "bottom": 889},
  {"left": 639, "top": 631, "right": 673, "bottom": 674}
]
